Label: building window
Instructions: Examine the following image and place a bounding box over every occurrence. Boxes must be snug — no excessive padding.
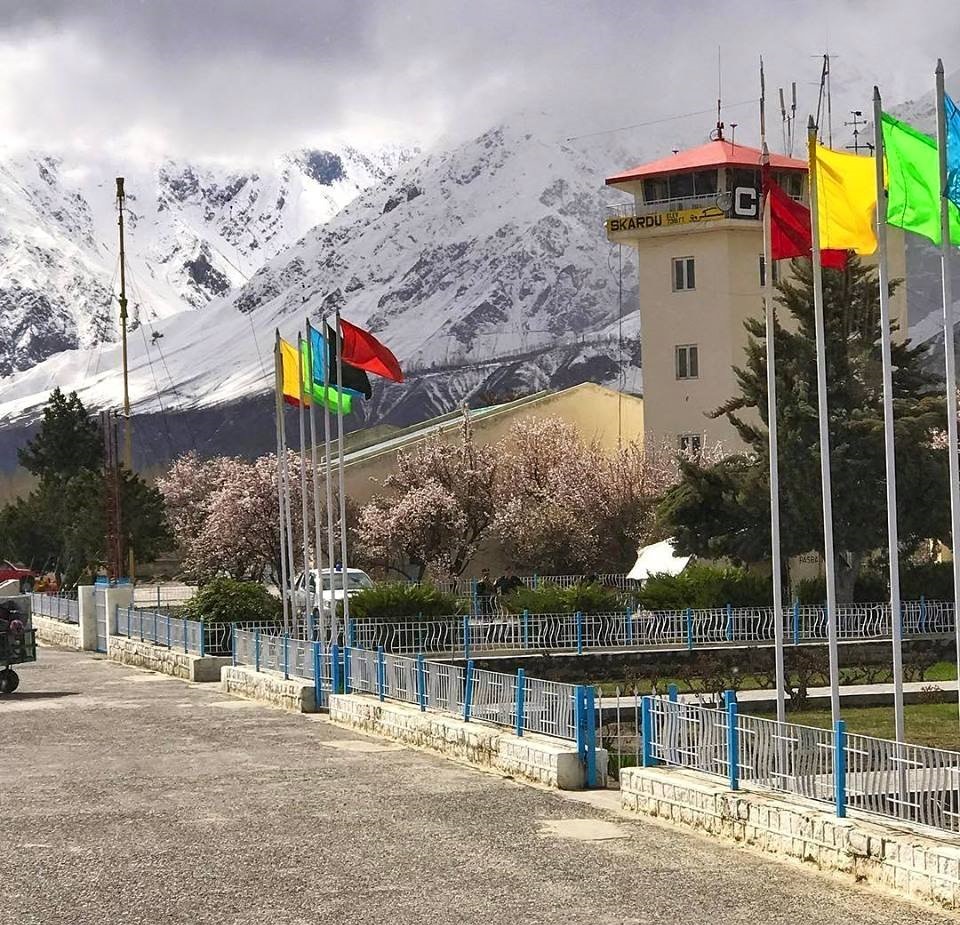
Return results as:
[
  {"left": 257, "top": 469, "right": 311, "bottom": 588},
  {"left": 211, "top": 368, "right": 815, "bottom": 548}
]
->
[
  {"left": 678, "top": 433, "right": 703, "bottom": 455},
  {"left": 672, "top": 256, "right": 695, "bottom": 291},
  {"left": 675, "top": 344, "right": 699, "bottom": 380},
  {"left": 759, "top": 255, "right": 780, "bottom": 286}
]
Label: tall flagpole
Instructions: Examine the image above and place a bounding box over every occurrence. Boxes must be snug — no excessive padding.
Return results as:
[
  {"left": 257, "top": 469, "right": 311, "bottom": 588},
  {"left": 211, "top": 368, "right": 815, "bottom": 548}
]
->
[
  {"left": 306, "top": 318, "right": 326, "bottom": 642},
  {"left": 807, "top": 116, "right": 842, "bottom": 725},
  {"left": 760, "top": 57, "right": 786, "bottom": 728},
  {"left": 873, "top": 87, "right": 906, "bottom": 744},
  {"left": 321, "top": 315, "right": 338, "bottom": 645},
  {"left": 278, "top": 353, "right": 297, "bottom": 637},
  {"left": 274, "top": 331, "right": 291, "bottom": 632},
  {"left": 935, "top": 59, "right": 960, "bottom": 731},
  {"left": 297, "top": 332, "right": 313, "bottom": 635},
  {"left": 335, "top": 310, "right": 352, "bottom": 637}
]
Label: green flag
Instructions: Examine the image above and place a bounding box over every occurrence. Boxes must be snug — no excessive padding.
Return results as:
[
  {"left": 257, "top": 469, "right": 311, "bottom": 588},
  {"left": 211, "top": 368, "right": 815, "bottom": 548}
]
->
[
  {"left": 881, "top": 111, "right": 960, "bottom": 245},
  {"left": 299, "top": 341, "right": 352, "bottom": 414}
]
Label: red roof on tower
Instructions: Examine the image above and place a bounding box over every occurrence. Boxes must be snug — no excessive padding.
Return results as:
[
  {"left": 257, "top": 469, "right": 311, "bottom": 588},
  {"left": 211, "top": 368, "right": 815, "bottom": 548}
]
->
[{"left": 606, "top": 140, "right": 806, "bottom": 186}]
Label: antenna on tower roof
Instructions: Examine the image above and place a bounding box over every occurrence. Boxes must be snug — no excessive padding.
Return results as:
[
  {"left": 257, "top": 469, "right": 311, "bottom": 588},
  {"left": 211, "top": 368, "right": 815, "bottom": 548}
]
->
[{"left": 714, "top": 45, "right": 725, "bottom": 141}]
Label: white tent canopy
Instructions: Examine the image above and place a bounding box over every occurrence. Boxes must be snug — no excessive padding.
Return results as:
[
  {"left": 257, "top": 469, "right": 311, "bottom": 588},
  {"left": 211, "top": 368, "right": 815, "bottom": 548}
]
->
[{"left": 627, "top": 538, "right": 691, "bottom": 582}]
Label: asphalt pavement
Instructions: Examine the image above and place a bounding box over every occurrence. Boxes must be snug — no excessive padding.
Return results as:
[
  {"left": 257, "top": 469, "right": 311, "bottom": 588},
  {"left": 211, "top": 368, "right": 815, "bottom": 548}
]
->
[{"left": 2, "top": 646, "right": 954, "bottom": 924}]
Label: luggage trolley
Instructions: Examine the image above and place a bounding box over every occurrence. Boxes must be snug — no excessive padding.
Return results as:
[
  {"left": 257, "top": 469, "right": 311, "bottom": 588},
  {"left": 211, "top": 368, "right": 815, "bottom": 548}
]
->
[{"left": 0, "top": 597, "right": 37, "bottom": 694}]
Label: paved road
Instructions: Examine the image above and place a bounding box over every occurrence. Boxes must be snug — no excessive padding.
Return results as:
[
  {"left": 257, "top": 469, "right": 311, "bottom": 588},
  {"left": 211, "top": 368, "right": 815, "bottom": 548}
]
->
[{"left": 2, "top": 648, "right": 953, "bottom": 925}]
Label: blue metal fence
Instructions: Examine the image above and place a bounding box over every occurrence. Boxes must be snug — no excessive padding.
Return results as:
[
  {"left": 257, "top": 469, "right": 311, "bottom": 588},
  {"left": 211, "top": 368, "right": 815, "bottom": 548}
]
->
[
  {"left": 114, "top": 606, "right": 219, "bottom": 655},
  {"left": 28, "top": 592, "right": 80, "bottom": 624}
]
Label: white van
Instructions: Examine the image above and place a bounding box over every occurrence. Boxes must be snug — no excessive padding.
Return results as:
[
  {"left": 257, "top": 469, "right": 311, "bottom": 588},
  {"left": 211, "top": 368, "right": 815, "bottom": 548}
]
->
[{"left": 292, "top": 568, "right": 375, "bottom": 615}]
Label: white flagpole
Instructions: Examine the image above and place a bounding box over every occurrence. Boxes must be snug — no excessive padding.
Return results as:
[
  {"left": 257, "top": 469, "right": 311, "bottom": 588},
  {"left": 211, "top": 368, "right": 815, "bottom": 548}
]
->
[
  {"left": 807, "top": 115, "right": 842, "bottom": 724},
  {"left": 321, "top": 315, "right": 338, "bottom": 645},
  {"left": 306, "top": 318, "right": 325, "bottom": 642},
  {"left": 760, "top": 58, "right": 786, "bottom": 728},
  {"left": 274, "top": 331, "right": 291, "bottom": 633},
  {"left": 335, "top": 310, "right": 352, "bottom": 640},
  {"left": 279, "top": 370, "right": 297, "bottom": 637},
  {"left": 297, "top": 332, "right": 312, "bottom": 636},
  {"left": 761, "top": 147, "right": 786, "bottom": 727},
  {"left": 935, "top": 59, "right": 960, "bottom": 731},
  {"left": 873, "top": 87, "right": 906, "bottom": 744}
]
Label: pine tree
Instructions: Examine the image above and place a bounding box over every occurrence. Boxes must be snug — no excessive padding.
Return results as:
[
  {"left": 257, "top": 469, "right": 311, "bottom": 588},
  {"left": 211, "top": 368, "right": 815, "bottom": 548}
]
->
[
  {"left": 18, "top": 388, "right": 102, "bottom": 482},
  {"left": 658, "top": 257, "right": 950, "bottom": 602}
]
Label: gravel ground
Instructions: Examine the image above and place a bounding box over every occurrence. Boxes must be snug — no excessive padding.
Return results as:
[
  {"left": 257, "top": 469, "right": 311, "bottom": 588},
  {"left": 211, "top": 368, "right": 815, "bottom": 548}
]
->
[{"left": 1, "top": 647, "right": 954, "bottom": 924}]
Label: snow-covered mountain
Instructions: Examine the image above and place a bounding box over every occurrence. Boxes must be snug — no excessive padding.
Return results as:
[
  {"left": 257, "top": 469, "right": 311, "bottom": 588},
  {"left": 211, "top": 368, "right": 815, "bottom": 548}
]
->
[
  {"left": 0, "top": 113, "right": 646, "bottom": 452},
  {"left": 0, "top": 143, "right": 415, "bottom": 378}
]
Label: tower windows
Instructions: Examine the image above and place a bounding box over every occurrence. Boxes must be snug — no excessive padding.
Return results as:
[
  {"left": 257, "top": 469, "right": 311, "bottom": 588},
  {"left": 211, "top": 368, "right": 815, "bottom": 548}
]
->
[
  {"left": 678, "top": 433, "right": 703, "bottom": 455},
  {"left": 675, "top": 344, "right": 699, "bottom": 380},
  {"left": 672, "top": 256, "right": 696, "bottom": 291}
]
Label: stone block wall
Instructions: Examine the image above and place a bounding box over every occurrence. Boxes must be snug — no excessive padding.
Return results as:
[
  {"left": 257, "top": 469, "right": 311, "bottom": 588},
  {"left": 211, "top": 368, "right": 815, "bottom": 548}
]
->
[
  {"left": 329, "top": 693, "right": 607, "bottom": 790},
  {"left": 108, "top": 635, "right": 230, "bottom": 682},
  {"left": 220, "top": 665, "right": 317, "bottom": 712},
  {"left": 620, "top": 766, "right": 960, "bottom": 912},
  {"left": 31, "top": 615, "right": 81, "bottom": 649}
]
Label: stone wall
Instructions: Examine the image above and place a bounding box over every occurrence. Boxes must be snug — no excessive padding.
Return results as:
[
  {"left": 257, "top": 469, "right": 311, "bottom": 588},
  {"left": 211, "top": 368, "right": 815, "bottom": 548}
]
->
[
  {"left": 620, "top": 766, "right": 960, "bottom": 912},
  {"left": 108, "top": 635, "right": 230, "bottom": 682},
  {"left": 220, "top": 665, "right": 318, "bottom": 712},
  {"left": 31, "top": 615, "right": 80, "bottom": 650},
  {"left": 329, "top": 693, "right": 606, "bottom": 790}
]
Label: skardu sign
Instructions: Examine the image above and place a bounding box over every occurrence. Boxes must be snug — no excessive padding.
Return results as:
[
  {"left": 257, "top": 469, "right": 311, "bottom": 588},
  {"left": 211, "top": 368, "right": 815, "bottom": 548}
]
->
[{"left": 606, "top": 185, "right": 759, "bottom": 234}]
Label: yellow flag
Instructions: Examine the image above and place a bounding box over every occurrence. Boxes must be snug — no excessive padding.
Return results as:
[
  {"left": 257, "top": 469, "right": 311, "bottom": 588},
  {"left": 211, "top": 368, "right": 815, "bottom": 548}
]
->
[
  {"left": 278, "top": 337, "right": 308, "bottom": 406},
  {"left": 813, "top": 143, "right": 877, "bottom": 255}
]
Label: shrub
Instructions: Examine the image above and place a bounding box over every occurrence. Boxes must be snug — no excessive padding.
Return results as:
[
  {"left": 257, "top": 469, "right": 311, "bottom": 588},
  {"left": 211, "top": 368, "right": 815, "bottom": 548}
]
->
[
  {"left": 635, "top": 564, "right": 771, "bottom": 611},
  {"left": 347, "top": 583, "right": 462, "bottom": 620},
  {"left": 502, "top": 582, "right": 621, "bottom": 614},
  {"left": 181, "top": 578, "right": 282, "bottom": 624},
  {"left": 900, "top": 560, "right": 956, "bottom": 600}
]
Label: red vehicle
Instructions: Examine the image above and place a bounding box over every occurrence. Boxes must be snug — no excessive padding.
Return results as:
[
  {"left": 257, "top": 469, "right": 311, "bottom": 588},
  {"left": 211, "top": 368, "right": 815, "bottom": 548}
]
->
[{"left": 0, "top": 560, "right": 38, "bottom": 593}]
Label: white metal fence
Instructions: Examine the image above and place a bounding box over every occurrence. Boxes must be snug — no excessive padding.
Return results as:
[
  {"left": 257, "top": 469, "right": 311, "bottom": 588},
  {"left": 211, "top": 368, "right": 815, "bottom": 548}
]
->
[
  {"left": 349, "top": 600, "right": 956, "bottom": 657},
  {"left": 612, "top": 693, "right": 960, "bottom": 835},
  {"left": 28, "top": 592, "right": 79, "bottom": 624}
]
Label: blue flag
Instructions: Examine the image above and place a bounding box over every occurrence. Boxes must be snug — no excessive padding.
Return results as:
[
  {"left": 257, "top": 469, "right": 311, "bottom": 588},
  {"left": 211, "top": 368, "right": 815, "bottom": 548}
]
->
[
  {"left": 945, "top": 93, "right": 960, "bottom": 211},
  {"left": 308, "top": 324, "right": 367, "bottom": 398}
]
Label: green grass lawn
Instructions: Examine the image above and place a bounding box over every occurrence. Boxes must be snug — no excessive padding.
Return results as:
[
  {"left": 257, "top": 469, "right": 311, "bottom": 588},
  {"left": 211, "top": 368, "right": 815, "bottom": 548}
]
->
[{"left": 745, "top": 701, "right": 960, "bottom": 751}]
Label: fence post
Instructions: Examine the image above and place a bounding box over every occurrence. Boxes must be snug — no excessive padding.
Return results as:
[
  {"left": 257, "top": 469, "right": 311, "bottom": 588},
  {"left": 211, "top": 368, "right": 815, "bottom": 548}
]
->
[
  {"left": 463, "top": 659, "right": 474, "bottom": 722},
  {"left": 463, "top": 614, "right": 471, "bottom": 661},
  {"left": 199, "top": 622, "right": 205, "bottom": 657},
  {"left": 686, "top": 608, "right": 694, "bottom": 651},
  {"left": 183, "top": 617, "right": 188, "bottom": 654},
  {"left": 126, "top": 607, "right": 131, "bottom": 637},
  {"left": 377, "top": 646, "right": 385, "bottom": 702},
  {"left": 344, "top": 646, "right": 352, "bottom": 694},
  {"left": 725, "top": 603, "right": 733, "bottom": 641},
  {"left": 313, "top": 641, "right": 322, "bottom": 708},
  {"left": 641, "top": 695, "right": 655, "bottom": 767},
  {"left": 515, "top": 668, "right": 525, "bottom": 738},
  {"left": 919, "top": 594, "right": 927, "bottom": 633},
  {"left": 255, "top": 630, "right": 261, "bottom": 672},
  {"left": 331, "top": 644, "right": 341, "bottom": 694},
  {"left": 308, "top": 609, "right": 315, "bottom": 642},
  {"left": 139, "top": 609, "right": 143, "bottom": 642},
  {"left": 283, "top": 633, "right": 289, "bottom": 680},
  {"left": 574, "top": 685, "right": 598, "bottom": 787},
  {"left": 725, "top": 689, "right": 739, "bottom": 791},
  {"left": 417, "top": 654, "right": 427, "bottom": 712},
  {"left": 348, "top": 619, "right": 356, "bottom": 649},
  {"left": 231, "top": 630, "right": 237, "bottom": 668},
  {"left": 834, "top": 719, "right": 847, "bottom": 818},
  {"left": 575, "top": 610, "right": 584, "bottom": 655},
  {"left": 522, "top": 609, "right": 530, "bottom": 649},
  {"left": 793, "top": 600, "right": 800, "bottom": 644},
  {"left": 166, "top": 614, "right": 171, "bottom": 649},
  {"left": 154, "top": 610, "right": 159, "bottom": 644},
  {"left": 667, "top": 683, "right": 678, "bottom": 703},
  {"left": 626, "top": 606, "right": 634, "bottom": 646}
]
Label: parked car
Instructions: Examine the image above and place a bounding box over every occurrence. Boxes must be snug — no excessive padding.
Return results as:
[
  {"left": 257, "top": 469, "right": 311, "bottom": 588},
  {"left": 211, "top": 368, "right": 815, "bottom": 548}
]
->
[
  {"left": 0, "top": 560, "right": 38, "bottom": 593},
  {"left": 292, "top": 567, "right": 375, "bottom": 615}
]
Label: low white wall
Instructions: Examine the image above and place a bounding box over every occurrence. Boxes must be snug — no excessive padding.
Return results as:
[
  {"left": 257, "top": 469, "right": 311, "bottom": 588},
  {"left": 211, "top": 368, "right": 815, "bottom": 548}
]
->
[
  {"left": 620, "top": 766, "right": 960, "bottom": 912},
  {"left": 329, "top": 693, "right": 607, "bottom": 790},
  {"left": 30, "top": 614, "right": 80, "bottom": 649},
  {"left": 220, "top": 665, "right": 318, "bottom": 712},
  {"left": 108, "top": 636, "right": 230, "bottom": 682}
]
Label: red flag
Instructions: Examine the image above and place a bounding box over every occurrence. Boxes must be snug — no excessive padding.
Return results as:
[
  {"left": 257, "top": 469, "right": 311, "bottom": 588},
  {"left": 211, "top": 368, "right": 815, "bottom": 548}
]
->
[
  {"left": 338, "top": 318, "right": 404, "bottom": 383},
  {"left": 766, "top": 176, "right": 847, "bottom": 270}
]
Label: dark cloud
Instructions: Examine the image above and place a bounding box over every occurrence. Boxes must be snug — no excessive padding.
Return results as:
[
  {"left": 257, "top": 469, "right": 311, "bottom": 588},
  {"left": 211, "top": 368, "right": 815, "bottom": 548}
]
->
[{"left": 0, "top": 0, "right": 957, "bottom": 162}]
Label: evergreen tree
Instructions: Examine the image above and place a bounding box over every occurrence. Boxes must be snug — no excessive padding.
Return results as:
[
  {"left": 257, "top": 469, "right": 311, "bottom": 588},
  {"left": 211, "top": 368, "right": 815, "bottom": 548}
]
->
[
  {"left": 18, "top": 388, "right": 102, "bottom": 481},
  {"left": 658, "top": 257, "right": 949, "bottom": 602}
]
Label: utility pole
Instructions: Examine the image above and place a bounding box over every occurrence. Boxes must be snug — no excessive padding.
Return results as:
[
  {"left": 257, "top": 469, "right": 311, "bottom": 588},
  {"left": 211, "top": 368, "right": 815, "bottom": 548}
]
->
[{"left": 116, "top": 178, "right": 134, "bottom": 581}]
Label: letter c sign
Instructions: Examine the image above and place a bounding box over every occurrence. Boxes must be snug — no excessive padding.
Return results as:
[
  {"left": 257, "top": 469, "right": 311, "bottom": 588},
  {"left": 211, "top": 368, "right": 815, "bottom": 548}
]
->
[{"left": 734, "top": 186, "right": 758, "bottom": 218}]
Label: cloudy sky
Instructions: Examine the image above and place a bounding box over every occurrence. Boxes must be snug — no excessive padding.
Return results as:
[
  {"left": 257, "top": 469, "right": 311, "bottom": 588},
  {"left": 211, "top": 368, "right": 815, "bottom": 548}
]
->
[{"left": 0, "top": 0, "right": 957, "bottom": 164}]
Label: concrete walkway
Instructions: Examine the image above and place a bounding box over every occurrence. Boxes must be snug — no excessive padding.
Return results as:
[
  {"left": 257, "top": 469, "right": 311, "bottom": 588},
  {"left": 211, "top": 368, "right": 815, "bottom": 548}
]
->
[{"left": 2, "top": 647, "right": 953, "bottom": 924}]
